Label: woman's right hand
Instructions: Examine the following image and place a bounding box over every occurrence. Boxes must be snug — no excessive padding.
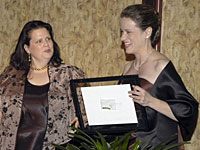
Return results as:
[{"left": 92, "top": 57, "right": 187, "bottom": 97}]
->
[{"left": 70, "top": 117, "right": 79, "bottom": 128}]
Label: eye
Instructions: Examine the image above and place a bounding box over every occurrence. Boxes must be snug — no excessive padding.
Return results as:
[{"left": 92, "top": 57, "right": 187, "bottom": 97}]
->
[
  {"left": 127, "top": 30, "right": 132, "bottom": 34},
  {"left": 46, "top": 37, "right": 52, "bottom": 41},
  {"left": 36, "top": 39, "right": 42, "bottom": 43}
]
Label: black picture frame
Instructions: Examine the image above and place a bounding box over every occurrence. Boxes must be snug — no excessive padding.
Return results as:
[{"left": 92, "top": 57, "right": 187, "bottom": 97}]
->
[{"left": 70, "top": 75, "right": 149, "bottom": 135}]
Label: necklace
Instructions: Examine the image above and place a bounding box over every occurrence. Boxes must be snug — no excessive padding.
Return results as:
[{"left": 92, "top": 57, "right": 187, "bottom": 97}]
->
[
  {"left": 133, "top": 51, "right": 153, "bottom": 71},
  {"left": 30, "top": 64, "right": 48, "bottom": 71}
]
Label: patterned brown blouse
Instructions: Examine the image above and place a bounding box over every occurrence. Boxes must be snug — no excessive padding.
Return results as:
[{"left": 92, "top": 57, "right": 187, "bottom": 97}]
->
[{"left": 0, "top": 64, "right": 85, "bottom": 150}]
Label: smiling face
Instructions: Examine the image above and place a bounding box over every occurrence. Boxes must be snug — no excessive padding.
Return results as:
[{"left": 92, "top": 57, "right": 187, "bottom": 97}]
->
[
  {"left": 120, "top": 17, "right": 147, "bottom": 54},
  {"left": 24, "top": 27, "right": 54, "bottom": 66}
]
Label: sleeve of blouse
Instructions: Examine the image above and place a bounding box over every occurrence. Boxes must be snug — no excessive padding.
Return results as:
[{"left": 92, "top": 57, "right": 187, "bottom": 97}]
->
[
  {"left": 0, "top": 66, "right": 11, "bottom": 124},
  {"left": 0, "top": 85, "right": 2, "bottom": 119},
  {"left": 68, "top": 66, "right": 88, "bottom": 125},
  {"left": 0, "top": 90, "right": 1, "bottom": 140},
  {"left": 0, "top": 66, "right": 9, "bottom": 119},
  {"left": 152, "top": 62, "right": 199, "bottom": 141}
]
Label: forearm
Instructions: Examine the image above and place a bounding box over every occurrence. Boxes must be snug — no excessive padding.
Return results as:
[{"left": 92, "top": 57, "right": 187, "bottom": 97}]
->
[{"left": 148, "top": 97, "right": 178, "bottom": 122}]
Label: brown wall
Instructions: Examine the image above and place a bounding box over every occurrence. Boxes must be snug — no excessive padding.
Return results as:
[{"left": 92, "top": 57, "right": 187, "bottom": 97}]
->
[
  {"left": 161, "top": 0, "right": 200, "bottom": 149},
  {"left": 0, "top": 0, "right": 141, "bottom": 78},
  {"left": 0, "top": 0, "right": 199, "bottom": 149}
]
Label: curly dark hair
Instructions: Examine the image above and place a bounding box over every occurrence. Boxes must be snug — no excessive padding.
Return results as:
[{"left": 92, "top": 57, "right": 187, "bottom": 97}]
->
[
  {"left": 121, "top": 4, "right": 161, "bottom": 47},
  {"left": 10, "top": 20, "right": 62, "bottom": 71}
]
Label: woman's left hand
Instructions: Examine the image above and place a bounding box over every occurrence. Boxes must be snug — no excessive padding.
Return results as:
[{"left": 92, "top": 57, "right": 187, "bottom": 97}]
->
[
  {"left": 128, "top": 85, "right": 153, "bottom": 107},
  {"left": 129, "top": 85, "right": 178, "bottom": 121}
]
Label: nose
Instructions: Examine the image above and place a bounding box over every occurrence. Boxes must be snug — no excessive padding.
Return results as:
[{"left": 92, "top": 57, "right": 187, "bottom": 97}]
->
[
  {"left": 120, "top": 32, "right": 127, "bottom": 41},
  {"left": 44, "top": 40, "right": 49, "bottom": 47}
]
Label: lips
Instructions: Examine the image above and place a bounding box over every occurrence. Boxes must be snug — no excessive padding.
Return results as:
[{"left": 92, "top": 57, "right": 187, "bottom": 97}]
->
[
  {"left": 44, "top": 49, "right": 52, "bottom": 53},
  {"left": 124, "top": 43, "right": 131, "bottom": 49}
]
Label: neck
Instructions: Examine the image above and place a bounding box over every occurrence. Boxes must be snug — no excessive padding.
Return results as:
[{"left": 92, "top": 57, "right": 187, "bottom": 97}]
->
[
  {"left": 30, "top": 64, "right": 48, "bottom": 71},
  {"left": 133, "top": 49, "right": 153, "bottom": 71}
]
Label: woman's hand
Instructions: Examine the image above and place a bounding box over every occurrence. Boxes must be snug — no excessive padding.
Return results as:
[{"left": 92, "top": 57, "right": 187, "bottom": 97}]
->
[
  {"left": 70, "top": 115, "right": 88, "bottom": 129},
  {"left": 128, "top": 85, "right": 153, "bottom": 107},
  {"left": 70, "top": 117, "right": 79, "bottom": 128},
  {"left": 129, "top": 85, "right": 178, "bottom": 121}
]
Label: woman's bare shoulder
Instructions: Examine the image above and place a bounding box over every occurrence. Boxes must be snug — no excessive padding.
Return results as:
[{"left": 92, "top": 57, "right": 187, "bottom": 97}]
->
[{"left": 139, "top": 51, "right": 170, "bottom": 84}]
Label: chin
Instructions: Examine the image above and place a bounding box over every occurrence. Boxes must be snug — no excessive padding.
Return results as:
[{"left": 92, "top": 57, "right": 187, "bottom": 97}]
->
[
  {"left": 44, "top": 55, "right": 53, "bottom": 60},
  {"left": 125, "top": 49, "right": 134, "bottom": 54}
]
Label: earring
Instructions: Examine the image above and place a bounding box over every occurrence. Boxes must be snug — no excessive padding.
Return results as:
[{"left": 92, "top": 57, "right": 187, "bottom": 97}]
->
[
  {"left": 146, "top": 36, "right": 149, "bottom": 39},
  {"left": 28, "top": 54, "right": 31, "bottom": 62}
]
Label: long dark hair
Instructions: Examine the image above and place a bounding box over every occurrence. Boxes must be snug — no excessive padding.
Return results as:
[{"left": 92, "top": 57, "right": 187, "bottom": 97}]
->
[
  {"left": 10, "top": 20, "right": 62, "bottom": 71},
  {"left": 121, "top": 4, "right": 161, "bottom": 47}
]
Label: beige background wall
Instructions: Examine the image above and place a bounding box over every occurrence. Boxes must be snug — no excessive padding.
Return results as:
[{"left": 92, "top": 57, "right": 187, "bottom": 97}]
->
[
  {"left": 161, "top": 0, "right": 200, "bottom": 149},
  {"left": 0, "top": 0, "right": 141, "bottom": 77},
  {"left": 0, "top": 0, "right": 199, "bottom": 149}
]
